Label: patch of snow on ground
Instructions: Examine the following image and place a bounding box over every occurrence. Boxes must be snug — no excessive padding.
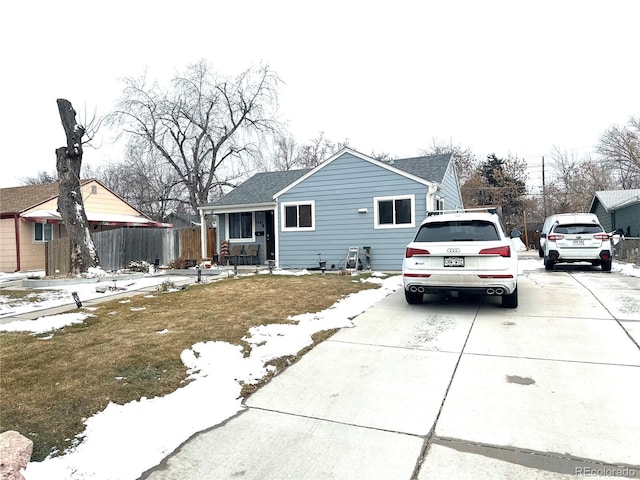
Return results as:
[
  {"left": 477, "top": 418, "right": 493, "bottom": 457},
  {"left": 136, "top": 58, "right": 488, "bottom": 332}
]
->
[{"left": 0, "top": 312, "right": 88, "bottom": 334}]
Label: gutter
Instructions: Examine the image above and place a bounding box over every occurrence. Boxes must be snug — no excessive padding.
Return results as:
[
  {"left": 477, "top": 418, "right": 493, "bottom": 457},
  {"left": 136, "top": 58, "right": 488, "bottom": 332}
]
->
[{"left": 14, "top": 213, "right": 21, "bottom": 272}]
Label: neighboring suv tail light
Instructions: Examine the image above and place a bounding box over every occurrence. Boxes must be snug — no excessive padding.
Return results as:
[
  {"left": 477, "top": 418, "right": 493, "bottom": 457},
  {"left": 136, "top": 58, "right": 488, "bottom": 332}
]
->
[
  {"left": 479, "top": 246, "right": 511, "bottom": 257},
  {"left": 405, "top": 247, "right": 430, "bottom": 258},
  {"left": 547, "top": 234, "right": 564, "bottom": 241},
  {"left": 593, "top": 233, "right": 610, "bottom": 240}
]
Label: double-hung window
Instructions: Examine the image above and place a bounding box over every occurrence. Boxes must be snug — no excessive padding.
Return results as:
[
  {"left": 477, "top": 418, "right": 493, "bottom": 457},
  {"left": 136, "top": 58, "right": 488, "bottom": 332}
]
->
[
  {"left": 281, "top": 201, "right": 315, "bottom": 231},
  {"left": 228, "top": 212, "right": 254, "bottom": 240},
  {"left": 374, "top": 195, "right": 415, "bottom": 229},
  {"left": 34, "top": 223, "right": 53, "bottom": 242}
]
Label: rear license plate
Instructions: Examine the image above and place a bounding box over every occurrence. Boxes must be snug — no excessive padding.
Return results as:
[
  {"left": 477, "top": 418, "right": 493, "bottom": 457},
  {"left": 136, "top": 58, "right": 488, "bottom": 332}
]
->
[
  {"left": 444, "top": 257, "right": 464, "bottom": 267},
  {"left": 573, "top": 239, "right": 585, "bottom": 246}
]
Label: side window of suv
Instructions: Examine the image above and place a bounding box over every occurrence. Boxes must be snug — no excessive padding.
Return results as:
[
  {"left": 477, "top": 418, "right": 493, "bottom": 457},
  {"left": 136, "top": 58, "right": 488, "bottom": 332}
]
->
[{"left": 415, "top": 220, "right": 500, "bottom": 242}]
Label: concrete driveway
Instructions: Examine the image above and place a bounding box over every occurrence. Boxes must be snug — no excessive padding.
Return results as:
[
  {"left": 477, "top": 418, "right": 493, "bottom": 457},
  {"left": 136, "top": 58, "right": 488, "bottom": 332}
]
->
[{"left": 143, "top": 264, "right": 640, "bottom": 479}]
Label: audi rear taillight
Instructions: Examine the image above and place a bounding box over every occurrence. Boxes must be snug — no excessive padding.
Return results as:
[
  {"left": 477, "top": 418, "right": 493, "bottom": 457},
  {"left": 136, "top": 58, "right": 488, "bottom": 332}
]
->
[
  {"left": 548, "top": 234, "right": 564, "bottom": 241},
  {"left": 405, "top": 247, "right": 430, "bottom": 258},
  {"left": 593, "top": 233, "right": 610, "bottom": 240},
  {"left": 479, "top": 245, "right": 511, "bottom": 257}
]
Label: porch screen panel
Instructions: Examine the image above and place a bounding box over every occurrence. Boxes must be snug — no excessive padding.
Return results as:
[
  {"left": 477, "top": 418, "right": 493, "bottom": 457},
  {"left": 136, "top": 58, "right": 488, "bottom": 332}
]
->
[
  {"left": 229, "top": 212, "right": 253, "bottom": 239},
  {"left": 241, "top": 213, "right": 252, "bottom": 238}
]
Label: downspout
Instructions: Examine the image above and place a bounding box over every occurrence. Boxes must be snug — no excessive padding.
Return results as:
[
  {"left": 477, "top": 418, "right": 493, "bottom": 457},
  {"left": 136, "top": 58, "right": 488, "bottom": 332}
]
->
[
  {"left": 426, "top": 184, "right": 438, "bottom": 214},
  {"left": 199, "top": 208, "right": 207, "bottom": 260},
  {"left": 274, "top": 200, "right": 280, "bottom": 267},
  {"left": 14, "top": 213, "right": 21, "bottom": 272}
]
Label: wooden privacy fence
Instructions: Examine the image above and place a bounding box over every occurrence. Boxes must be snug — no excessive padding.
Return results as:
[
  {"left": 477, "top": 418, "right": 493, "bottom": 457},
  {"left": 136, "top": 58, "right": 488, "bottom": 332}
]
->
[{"left": 47, "top": 227, "right": 216, "bottom": 275}]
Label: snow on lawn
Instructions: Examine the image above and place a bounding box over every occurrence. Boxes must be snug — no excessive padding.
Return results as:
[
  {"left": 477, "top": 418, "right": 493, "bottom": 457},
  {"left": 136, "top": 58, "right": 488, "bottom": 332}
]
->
[{"left": 20, "top": 273, "right": 402, "bottom": 480}]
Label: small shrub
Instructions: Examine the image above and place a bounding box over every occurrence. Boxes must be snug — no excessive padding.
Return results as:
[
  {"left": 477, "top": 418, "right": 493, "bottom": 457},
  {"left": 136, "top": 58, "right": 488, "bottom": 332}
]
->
[
  {"left": 157, "top": 279, "right": 177, "bottom": 292},
  {"left": 169, "top": 257, "right": 186, "bottom": 269}
]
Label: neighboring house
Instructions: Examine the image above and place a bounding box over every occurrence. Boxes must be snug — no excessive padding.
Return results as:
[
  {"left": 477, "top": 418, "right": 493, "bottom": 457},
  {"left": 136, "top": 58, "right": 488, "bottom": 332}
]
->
[
  {"left": 0, "top": 179, "right": 171, "bottom": 272},
  {"left": 589, "top": 189, "right": 640, "bottom": 236},
  {"left": 198, "top": 147, "right": 463, "bottom": 271}
]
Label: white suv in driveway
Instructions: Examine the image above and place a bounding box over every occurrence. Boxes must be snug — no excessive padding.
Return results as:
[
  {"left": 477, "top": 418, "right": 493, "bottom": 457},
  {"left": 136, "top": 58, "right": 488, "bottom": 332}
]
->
[
  {"left": 402, "top": 209, "right": 521, "bottom": 308},
  {"left": 540, "top": 213, "right": 616, "bottom": 271}
]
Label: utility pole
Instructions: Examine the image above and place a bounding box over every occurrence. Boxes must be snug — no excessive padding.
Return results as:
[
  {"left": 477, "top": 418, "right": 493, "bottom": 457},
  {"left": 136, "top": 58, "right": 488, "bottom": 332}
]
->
[{"left": 542, "top": 156, "right": 547, "bottom": 217}]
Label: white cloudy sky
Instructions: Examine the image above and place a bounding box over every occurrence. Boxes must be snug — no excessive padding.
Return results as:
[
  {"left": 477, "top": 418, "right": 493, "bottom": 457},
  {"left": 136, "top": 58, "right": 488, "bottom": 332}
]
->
[{"left": 1, "top": 0, "right": 638, "bottom": 188}]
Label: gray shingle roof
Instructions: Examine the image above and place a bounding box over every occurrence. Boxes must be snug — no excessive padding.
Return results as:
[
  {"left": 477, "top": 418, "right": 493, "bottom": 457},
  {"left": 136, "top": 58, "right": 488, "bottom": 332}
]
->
[
  {"left": 386, "top": 154, "right": 452, "bottom": 183},
  {"left": 595, "top": 189, "right": 640, "bottom": 209},
  {"left": 207, "top": 169, "right": 311, "bottom": 207}
]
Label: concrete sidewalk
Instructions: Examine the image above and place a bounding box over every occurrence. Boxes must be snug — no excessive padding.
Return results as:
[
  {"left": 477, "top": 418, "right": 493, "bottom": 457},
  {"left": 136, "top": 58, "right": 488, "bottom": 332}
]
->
[
  {"left": 0, "top": 276, "right": 199, "bottom": 324},
  {"left": 142, "top": 269, "right": 640, "bottom": 479}
]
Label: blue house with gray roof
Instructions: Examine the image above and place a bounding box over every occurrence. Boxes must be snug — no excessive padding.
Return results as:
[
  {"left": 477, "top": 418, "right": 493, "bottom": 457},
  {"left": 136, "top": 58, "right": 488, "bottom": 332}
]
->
[{"left": 198, "top": 148, "right": 463, "bottom": 271}]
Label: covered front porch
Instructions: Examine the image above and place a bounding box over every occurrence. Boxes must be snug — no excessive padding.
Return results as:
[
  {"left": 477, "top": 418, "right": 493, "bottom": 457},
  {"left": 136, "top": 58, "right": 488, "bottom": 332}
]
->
[{"left": 199, "top": 204, "right": 277, "bottom": 267}]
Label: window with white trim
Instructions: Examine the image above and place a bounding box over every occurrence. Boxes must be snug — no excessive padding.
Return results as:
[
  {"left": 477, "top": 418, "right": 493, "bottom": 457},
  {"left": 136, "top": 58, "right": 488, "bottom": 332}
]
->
[
  {"left": 374, "top": 195, "right": 415, "bottom": 228},
  {"left": 281, "top": 201, "right": 315, "bottom": 231},
  {"left": 228, "top": 212, "right": 254, "bottom": 240},
  {"left": 34, "top": 223, "right": 53, "bottom": 242}
]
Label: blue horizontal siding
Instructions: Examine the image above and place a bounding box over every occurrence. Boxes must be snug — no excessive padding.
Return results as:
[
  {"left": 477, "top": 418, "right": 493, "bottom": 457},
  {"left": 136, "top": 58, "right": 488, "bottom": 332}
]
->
[
  {"left": 439, "top": 162, "right": 463, "bottom": 211},
  {"left": 278, "top": 153, "right": 429, "bottom": 271}
]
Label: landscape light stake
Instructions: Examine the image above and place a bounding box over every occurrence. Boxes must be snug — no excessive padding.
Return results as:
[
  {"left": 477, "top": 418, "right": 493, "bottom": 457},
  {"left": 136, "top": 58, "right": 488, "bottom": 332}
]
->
[{"left": 71, "top": 292, "right": 82, "bottom": 308}]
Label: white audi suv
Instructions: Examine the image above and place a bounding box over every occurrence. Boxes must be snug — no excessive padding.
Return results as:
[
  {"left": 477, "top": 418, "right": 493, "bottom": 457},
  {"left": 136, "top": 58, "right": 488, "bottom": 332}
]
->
[{"left": 402, "top": 209, "right": 521, "bottom": 308}]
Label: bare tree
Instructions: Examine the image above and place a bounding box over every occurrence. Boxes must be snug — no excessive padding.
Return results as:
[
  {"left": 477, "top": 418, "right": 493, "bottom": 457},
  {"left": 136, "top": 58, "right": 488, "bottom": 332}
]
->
[
  {"left": 546, "top": 146, "right": 615, "bottom": 213},
  {"left": 108, "top": 61, "right": 282, "bottom": 212},
  {"left": 55, "top": 99, "right": 100, "bottom": 274},
  {"left": 20, "top": 170, "right": 58, "bottom": 185},
  {"left": 257, "top": 133, "right": 302, "bottom": 172},
  {"left": 460, "top": 153, "right": 528, "bottom": 230},
  {"left": 369, "top": 150, "right": 398, "bottom": 162},
  {"left": 596, "top": 116, "right": 640, "bottom": 189},
  {"left": 297, "top": 132, "right": 349, "bottom": 168},
  {"left": 99, "top": 138, "right": 185, "bottom": 221},
  {"left": 258, "top": 131, "right": 350, "bottom": 171}
]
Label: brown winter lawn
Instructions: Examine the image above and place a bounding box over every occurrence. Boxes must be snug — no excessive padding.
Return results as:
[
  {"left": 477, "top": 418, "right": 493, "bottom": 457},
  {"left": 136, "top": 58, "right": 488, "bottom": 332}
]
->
[{"left": 0, "top": 274, "right": 380, "bottom": 461}]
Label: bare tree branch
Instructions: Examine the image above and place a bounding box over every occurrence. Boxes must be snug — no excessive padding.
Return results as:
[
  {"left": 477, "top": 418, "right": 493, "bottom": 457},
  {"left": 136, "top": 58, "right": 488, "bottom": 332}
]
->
[
  {"left": 596, "top": 116, "right": 640, "bottom": 189},
  {"left": 107, "top": 61, "right": 282, "bottom": 212}
]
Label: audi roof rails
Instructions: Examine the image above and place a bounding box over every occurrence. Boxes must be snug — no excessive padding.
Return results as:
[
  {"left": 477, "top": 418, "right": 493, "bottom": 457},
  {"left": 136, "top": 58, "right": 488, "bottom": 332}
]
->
[{"left": 427, "top": 207, "right": 500, "bottom": 217}]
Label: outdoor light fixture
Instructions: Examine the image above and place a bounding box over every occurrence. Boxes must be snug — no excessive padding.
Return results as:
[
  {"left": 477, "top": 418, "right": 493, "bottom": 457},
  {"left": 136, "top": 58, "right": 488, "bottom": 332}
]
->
[
  {"left": 318, "top": 253, "right": 326, "bottom": 274},
  {"left": 358, "top": 208, "right": 368, "bottom": 213}
]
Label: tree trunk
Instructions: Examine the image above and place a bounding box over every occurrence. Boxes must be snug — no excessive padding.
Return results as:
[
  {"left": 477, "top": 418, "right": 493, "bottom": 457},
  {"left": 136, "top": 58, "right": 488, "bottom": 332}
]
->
[{"left": 55, "top": 99, "right": 100, "bottom": 275}]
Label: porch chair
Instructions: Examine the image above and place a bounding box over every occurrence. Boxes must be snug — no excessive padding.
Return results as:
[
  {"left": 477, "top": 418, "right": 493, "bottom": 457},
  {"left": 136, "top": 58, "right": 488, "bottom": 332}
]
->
[
  {"left": 244, "top": 244, "right": 260, "bottom": 265},
  {"left": 228, "top": 244, "right": 245, "bottom": 265}
]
